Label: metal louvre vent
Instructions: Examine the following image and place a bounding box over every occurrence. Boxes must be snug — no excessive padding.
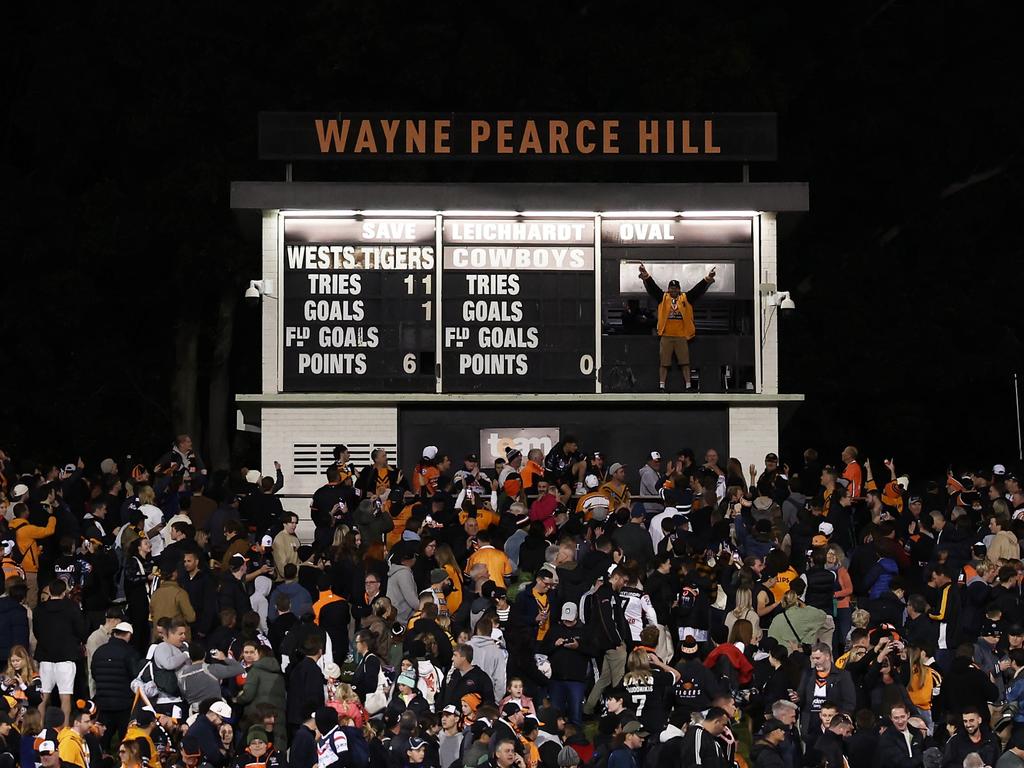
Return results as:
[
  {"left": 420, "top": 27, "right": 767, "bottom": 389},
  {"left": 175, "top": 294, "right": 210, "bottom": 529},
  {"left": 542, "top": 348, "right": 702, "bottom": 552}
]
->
[{"left": 292, "top": 442, "right": 398, "bottom": 476}]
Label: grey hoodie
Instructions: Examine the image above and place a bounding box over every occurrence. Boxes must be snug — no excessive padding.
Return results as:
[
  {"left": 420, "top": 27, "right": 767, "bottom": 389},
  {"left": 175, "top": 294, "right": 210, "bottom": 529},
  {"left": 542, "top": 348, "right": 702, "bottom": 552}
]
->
[
  {"left": 468, "top": 633, "right": 508, "bottom": 700},
  {"left": 178, "top": 657, "right": 245, "bottom": 706},
  {"left": 387, "top": 562, "right": 419, "bottom": 622}
]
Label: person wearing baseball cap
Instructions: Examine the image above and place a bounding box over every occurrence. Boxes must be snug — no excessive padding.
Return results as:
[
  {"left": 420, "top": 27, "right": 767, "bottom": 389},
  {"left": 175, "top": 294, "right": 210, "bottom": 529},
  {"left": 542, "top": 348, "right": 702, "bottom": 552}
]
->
[
  {"left": 637, "top": 261, "right": 716, "bottom": 391},
  {"left": 599, "top": 463, "right": 631, "bottom": 515},
  {"left": 608, "top": 720, "right": 647, "bottom": 764},
  {"left": 438, "top": 704, "right": 463, "bottom": 768},
  {"left": 546, "top": 602, "right": 588, "bottom": 726},
  {"left": 751, "top": 718, "right": 789, "bottom": 768}
]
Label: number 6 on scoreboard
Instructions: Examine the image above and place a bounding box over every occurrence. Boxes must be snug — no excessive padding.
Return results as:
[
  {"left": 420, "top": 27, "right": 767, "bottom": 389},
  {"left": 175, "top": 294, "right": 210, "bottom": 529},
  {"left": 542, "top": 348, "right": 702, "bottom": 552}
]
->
[
  {"left": 403, "top": 354, "right": 417, "bottom": 374},
  {"left": 579, "top": 354, "right": 594, "bottom": 375}
]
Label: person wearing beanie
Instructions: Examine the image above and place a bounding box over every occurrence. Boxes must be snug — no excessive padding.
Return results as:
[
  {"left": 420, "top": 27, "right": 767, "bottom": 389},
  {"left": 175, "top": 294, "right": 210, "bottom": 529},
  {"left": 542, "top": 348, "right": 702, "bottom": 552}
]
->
[
  {"left": 384, "top": 671, "right": 430, "bottom": 721},
  {"left": 231, "top": 727, "right": 281, "bottom": 768}
]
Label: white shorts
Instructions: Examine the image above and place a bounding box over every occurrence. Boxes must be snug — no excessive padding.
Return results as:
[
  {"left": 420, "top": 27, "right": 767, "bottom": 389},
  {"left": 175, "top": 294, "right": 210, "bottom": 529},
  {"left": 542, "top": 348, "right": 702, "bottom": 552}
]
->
[{"left": 40, "top": 661, "right": 76, "bottom": 695}]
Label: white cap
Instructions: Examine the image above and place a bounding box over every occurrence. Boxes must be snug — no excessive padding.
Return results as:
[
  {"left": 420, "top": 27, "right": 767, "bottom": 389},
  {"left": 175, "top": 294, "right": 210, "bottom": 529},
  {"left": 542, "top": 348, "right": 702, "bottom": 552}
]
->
[
  {"left": 324, "top": 663, "right": 341, "bottom": 679},
  {"left": 584, "top": 474, "right": 600, "bottom": 490},
  {"left": 11, "top": 484, "right": 28, "bottom": 498},
  {"left": 37, "top": 740, "right": 56, "bottom": 754},
  {"left": 422, "top": 445, "right": 438, "bottom": 460},
  {"left": 114, "top": 622, "right": 134, "bottom": 635},
  {"left": 897, "top": 475, "right": 910, "bottom": 489},
  {"left": 245, "top": 469, "right": 262, "bottom": 485},
  {"left": 650, "top": 451, "right": 662, "bottom": 461},
  {"left": 209, "top": 701, "right": 233, "bottom": 719},
  {"left": 561, "top": 603, "right": 578, "bottom": 621},
  {"left": 1, "top": 540, "right": 13, "bottom": 556},
  {"left": 63, "top": 463, "right": 76, "bottom": 474},
  {"left": 260, "top": 534, "right": 273, "bottom": 548},
  {"left": 994, "top": 464, "right": 1007, "bottom": 476},
  {"left": 818, "top": 521, "right": 834, "bottom": 536}
]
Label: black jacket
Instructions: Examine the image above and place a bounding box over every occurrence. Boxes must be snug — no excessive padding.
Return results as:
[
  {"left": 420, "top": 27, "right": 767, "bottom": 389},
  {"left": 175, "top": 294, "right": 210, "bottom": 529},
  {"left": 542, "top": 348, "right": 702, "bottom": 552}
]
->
[
  {"left": 941, "top": 729, "right": 1000, "bottom": 768},
  {"left": 286, "top": 656, "right": 325, "bottom": 725},
  {"left": 186, "top": 715, "right": 226, "bottom": 767},
  {"left": 0, "top": 596, "right": 29, "bottom": 660},
  {"left": 878, "top": 725, "right": 927, "bottom": 768},
  {"left": 814, "top": 731, "right": 847, "bottom": 768},
  {"left": 543, "top": 622, "right": 590, "bottom": 682},
  {"left": 802, "top": 567, "right": 837, "bottom": 614},
  {"left": 443, "top": 665, "right": 494, "bottom": 707},
  {"left": 217, "top": 573, "right": 251, "bottom": 620},
  {"left": 796, "top": 667, "right": 856, "bottom": 733},
  {"left": 91, "top": 636, "right": 142, "bottom": 711},
  {"left": 318, "top": 598, "right": 351, "bottom": 661},
  {"left": 181, "top": 568, "right": 217, "bottom": 638},
  {"left": 942, "top": 657, "right": 999, "bottom": 715},
  {"left": 33, "top": 596, "right": 87, "bottom": 662},
  {"left": 752, "top": 739, "right": 787, "bottom": 768},
  {"left": 679, "top": 724, "right": 727, "bottom": 768},
  {"left": 289, "top": 724, "right": 317, "bottom": 768},
  {"left": 589, "top": 583, "right": 625, "bottom": 652}
]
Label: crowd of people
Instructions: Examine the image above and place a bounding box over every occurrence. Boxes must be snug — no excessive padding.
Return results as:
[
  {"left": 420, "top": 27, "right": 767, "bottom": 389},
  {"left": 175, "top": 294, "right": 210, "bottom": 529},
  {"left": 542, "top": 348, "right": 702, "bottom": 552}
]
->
[{"left": 2, "top": 436, "right": 1024, "bottom": 768}]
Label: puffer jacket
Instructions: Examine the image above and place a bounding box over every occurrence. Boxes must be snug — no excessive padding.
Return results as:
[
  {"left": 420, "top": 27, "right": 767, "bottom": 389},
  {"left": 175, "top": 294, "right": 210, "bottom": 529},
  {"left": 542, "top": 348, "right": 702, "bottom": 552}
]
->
[
  {"left": 802, "top": 566, "right": 837, "bottom": 614},
  {"left": 866, "top": 557, "right": 899, "bottom": 600},
  {"left": 0, "top": 595, "right": 29, "bottom": 660},
  {"left": 91, "top": 636, "right": 141, "bottom": 711}
]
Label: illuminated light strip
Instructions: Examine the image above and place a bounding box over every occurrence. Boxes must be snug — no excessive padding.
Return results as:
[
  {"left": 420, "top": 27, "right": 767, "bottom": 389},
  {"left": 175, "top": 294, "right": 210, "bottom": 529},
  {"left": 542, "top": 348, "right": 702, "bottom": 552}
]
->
[
  {"left": 601, "top": 211, "right": 680, "bottom": 218},
  {"left": 680, "top": 210, "right": 759, "bottom": 218}
]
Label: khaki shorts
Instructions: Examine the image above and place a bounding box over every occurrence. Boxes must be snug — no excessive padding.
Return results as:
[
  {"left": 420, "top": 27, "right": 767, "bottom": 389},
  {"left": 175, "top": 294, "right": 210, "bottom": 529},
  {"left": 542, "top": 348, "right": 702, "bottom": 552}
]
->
[{"left": 659, "top": 336, "right": 690, "bottom": 366}]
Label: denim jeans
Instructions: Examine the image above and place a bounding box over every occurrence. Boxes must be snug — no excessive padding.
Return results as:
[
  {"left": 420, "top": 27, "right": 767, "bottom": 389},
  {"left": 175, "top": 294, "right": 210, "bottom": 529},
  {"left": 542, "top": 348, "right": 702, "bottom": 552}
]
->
[{"left": 549, "top": 679, "right": 586, "bottom": 725}]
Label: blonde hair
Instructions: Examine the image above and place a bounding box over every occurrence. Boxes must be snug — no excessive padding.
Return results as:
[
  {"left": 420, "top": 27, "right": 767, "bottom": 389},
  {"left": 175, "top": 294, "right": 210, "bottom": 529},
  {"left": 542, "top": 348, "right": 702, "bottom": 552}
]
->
[
  {"left": 851, "top": 609, "right": 871, "bottom": 629},
  {"left": 780, "top": 590, "right": 801, "bottom": 610},
  {"left": 732, "top": 587, "right": 753, "bottom": 616},
  {"left": 974, "top": 560, "right": 996, "bottom": 578},
  {"left": 4, "top": 645, "right": 37, "bottom": 679},
  {"left": 623, "top": 648, "right": 653, "bottom": 685}
]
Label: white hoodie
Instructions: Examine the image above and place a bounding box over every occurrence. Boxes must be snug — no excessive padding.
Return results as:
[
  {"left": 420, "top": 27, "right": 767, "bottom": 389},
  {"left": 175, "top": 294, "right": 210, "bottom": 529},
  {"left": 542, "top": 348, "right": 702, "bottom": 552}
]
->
[{"left": 660, "top": 723, "right": 685, "bottom": 743}]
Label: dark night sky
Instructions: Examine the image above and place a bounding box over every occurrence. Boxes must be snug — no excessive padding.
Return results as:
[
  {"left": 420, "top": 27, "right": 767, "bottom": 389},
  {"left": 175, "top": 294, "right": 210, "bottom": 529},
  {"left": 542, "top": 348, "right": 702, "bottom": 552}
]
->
[{"left": 2, "top": 3, "right": 1022, "bottom": 481}]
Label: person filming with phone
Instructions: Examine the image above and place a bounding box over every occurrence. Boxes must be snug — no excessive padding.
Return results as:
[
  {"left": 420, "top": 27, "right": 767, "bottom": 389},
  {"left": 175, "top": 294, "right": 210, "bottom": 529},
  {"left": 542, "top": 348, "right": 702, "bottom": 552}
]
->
[{"left": 637, "top": 262, "right": 716, "bottom": 391}]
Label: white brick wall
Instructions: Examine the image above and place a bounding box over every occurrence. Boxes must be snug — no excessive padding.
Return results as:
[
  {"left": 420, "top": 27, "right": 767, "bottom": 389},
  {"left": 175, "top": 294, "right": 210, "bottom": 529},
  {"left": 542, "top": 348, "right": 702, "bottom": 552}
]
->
[
  {"left": 261, "top": 406, "right": 398, "bottom": 540},
  {"left": 262, "top": 211, "right": 279, "bottom": 394},
  {"left": 759, "top": 213, "right": 779, "bottom": 395},
  {"left": 729, "top": 406, "right": 778, "bottom": 480}
]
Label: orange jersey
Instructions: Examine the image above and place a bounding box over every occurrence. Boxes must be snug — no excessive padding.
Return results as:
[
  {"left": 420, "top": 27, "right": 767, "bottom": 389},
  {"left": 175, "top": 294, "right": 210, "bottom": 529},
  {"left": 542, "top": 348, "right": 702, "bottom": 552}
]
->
[
  {"left": 521, "top": 460, "right": 545, "bottom": 490},
  {"left": 466, "top": 546, "right": 513, "bottom": 588}
]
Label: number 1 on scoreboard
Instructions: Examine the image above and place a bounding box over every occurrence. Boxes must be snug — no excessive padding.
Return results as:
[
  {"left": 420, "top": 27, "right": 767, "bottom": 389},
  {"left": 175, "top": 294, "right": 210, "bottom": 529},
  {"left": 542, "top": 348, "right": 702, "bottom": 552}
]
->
[{"left": 404, "top": 275, "right": 433, "bottom": 294}]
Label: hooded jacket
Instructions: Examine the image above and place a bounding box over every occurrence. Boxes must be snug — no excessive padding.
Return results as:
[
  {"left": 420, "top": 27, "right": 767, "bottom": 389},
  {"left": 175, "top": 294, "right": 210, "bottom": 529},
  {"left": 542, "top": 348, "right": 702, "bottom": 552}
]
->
[
  {"left": 468, "top": 633, "right": 507, "bottom": 698},
  {"left": 386, "top": 561, "right": 419, "bottom": 623},
  {"left": 33, "top": 596, "right": 87, "bottom": 662},
  {"left": 865, "top": 557, "right": 899, "bottom": 600}
]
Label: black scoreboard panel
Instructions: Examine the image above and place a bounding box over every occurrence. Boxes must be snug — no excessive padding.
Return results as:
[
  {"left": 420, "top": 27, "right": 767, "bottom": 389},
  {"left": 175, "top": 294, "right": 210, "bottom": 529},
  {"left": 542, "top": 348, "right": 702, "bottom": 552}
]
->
[
  {"left": 440, "top": 219, "right": 597, "bottom": 393},
  {"left": 281, "top": 217, "right": 436, "bottom": 392}
]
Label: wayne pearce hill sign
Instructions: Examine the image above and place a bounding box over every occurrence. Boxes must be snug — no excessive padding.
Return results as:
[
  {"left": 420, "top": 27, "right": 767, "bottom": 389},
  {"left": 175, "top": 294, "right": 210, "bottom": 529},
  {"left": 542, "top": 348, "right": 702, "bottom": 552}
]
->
[{"left": 258, "top": 112, "right": 777, "bottom": 161}]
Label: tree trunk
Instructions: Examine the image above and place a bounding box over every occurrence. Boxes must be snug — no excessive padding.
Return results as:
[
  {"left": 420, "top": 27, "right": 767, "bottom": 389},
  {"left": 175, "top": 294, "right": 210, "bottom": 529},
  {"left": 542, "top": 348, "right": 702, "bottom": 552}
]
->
[
  {"left": 171, "top": 313, "right": 201, "bottom": 442},
  {"left": 207, "top": 286, "right": 236, "bottom": 471}
]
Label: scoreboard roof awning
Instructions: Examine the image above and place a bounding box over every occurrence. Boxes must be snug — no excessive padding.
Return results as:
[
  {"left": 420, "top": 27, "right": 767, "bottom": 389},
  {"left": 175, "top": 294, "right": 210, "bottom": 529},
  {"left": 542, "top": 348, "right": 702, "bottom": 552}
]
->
[{"left": 230, "top": 182, "right": 809, "bottom": 213}]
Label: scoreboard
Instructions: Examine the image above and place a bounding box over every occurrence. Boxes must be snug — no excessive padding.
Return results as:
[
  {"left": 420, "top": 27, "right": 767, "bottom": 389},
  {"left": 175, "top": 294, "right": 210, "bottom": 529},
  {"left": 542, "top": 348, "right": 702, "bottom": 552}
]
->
[
  {"left": 279, "top": 213, "right": 750, "bottom": 393},
  {"left": 282, "top": 217, "right": 436, "bottom": 392},
  {"left": 440, "top": 219, "right": 595, "bottom": 393}
]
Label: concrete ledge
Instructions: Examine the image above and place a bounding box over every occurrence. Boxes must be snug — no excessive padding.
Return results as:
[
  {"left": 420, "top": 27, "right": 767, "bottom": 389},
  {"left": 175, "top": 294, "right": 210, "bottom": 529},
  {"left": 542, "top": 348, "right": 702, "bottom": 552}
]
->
[
  {"left": 236, "top": 392, "right": 804, "bottom": 406},
  {"left": 230, "top": 181, "right": 810, "bottom": 212}
]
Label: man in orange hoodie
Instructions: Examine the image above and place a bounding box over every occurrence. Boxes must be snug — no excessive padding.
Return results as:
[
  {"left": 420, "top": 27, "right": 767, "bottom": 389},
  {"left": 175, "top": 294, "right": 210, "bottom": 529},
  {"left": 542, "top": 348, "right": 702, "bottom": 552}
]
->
[{"left": 9, "top": 497, "right": 56, "bottom": 607}]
